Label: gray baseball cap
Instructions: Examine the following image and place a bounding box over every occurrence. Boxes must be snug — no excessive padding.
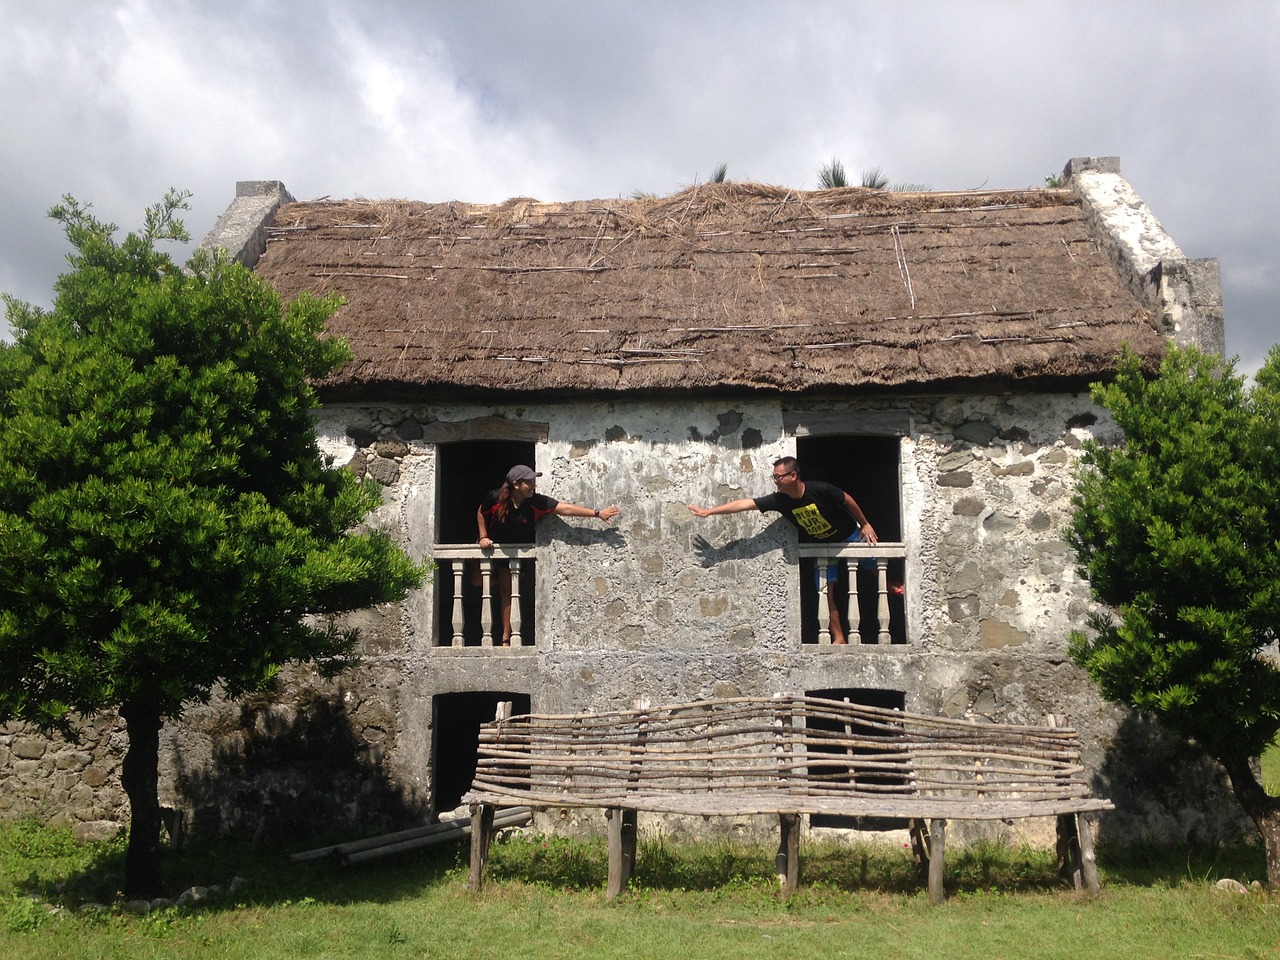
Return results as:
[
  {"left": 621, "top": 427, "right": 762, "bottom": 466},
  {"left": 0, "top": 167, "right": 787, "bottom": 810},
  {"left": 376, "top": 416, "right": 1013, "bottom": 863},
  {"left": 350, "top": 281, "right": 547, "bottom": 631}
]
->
[{"left": 506, "top": 465, "right": 542, "bottom": 484}]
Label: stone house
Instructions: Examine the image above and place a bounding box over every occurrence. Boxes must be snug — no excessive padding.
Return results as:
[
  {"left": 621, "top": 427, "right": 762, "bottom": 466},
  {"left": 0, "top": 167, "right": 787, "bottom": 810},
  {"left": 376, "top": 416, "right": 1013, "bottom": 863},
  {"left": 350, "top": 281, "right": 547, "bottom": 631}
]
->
[{"left": 0, "top": 157, "right": 1239, "bottom": 847}]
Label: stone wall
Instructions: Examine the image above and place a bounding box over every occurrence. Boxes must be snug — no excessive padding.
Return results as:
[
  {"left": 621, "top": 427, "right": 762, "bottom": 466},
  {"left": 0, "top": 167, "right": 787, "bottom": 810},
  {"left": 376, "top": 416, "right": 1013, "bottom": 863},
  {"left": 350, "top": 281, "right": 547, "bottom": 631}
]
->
[
  {"left": 0, "top": 716, "right": 127, "bottom": 842},
  {"left": 0, "top": 389, "right": 1248, "bottom": 848}
]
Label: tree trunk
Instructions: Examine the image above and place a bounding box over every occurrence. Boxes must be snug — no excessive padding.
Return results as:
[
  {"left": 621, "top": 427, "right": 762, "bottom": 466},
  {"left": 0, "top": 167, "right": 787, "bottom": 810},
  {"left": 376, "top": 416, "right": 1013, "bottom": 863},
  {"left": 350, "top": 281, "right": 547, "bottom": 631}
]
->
[
  {"left": 1223, "top": 756, "right": 1280, "bottom": 889},
  {"left": 120, "top": 701, "right": 164, "bottom": 897}
]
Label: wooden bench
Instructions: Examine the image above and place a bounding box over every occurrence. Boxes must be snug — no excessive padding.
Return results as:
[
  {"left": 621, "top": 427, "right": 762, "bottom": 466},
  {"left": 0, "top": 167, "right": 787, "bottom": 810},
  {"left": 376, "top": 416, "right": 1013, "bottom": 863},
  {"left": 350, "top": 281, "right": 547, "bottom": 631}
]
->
[{"left": 464, "top": 696, "right": 1113, "bottom": 902}]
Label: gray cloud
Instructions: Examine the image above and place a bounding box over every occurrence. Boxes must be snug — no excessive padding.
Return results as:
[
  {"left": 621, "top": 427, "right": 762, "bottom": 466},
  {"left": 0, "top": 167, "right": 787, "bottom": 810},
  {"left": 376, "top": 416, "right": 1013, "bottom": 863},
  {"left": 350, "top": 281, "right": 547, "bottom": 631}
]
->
[{"left": 2, "top": 0, "right": 1275, "bottom": 372}]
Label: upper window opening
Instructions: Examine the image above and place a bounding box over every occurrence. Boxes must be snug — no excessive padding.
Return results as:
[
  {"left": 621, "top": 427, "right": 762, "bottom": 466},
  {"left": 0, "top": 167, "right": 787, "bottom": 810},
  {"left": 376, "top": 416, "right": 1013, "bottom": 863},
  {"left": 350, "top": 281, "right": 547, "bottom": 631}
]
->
[{"left": 795, "top": 435, "right": 906, "bottom": 645}]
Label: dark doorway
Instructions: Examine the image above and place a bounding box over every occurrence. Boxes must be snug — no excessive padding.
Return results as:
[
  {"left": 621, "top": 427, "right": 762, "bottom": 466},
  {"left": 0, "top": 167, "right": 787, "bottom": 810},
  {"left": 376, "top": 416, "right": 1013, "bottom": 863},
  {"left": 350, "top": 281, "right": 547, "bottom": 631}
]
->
[
  {"left": 436, "top": 440, "right": 538, "bottom": 645},
  {"left": 432, "top": 691, "right": 531, "bottom": 814},
  {"left": 795, "top": 436, "right": 905, "bottom": 644},
  {"left": 806, "top": 687, "right": 908, "bottom": 829}
]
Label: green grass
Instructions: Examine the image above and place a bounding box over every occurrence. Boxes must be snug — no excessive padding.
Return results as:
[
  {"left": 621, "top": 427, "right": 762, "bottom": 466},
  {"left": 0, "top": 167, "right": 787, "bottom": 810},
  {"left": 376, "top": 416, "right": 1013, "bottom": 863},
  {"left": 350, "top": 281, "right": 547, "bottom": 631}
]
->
[
  {"left": 1264, "top": 737, "right": 1280, "bottom": 796},
  {"left": 1, "top": 821, "right": 1278, "bottom": 960}
]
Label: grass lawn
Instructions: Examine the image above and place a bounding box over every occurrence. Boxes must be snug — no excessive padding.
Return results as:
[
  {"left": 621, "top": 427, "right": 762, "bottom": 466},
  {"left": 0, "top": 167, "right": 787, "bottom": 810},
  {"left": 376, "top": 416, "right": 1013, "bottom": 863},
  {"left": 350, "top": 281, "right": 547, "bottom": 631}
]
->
[
  {"left": 1264, "top": 737, "right": 1280, "bottom": 796},
  {"left": 2, "top": 820, "right": 1279, "bottom": 960}
]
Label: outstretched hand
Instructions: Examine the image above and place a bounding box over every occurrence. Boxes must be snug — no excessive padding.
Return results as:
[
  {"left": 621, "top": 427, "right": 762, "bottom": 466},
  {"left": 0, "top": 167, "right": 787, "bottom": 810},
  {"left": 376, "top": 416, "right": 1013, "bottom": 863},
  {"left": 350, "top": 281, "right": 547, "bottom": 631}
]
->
[
  {"left": 687, "top": 504, "right": 713, "bottom": 518},
  {"left": 597, "top": 505, "right": 620, "bottom": 525}
]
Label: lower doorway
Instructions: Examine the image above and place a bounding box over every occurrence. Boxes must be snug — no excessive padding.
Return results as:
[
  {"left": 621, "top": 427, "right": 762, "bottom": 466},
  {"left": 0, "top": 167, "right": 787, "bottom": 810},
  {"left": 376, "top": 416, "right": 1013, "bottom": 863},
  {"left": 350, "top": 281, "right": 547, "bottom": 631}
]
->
[{"left": 432, "top": 691, "right": 531, "bottom": 814}]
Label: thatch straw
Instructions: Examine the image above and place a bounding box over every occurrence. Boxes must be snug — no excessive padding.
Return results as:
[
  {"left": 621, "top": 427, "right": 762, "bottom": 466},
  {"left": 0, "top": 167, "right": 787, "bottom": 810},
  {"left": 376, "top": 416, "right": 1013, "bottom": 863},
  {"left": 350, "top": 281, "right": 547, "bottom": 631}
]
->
[{"left": 252, "top": 181, "right": 1164, "bottom": 399}]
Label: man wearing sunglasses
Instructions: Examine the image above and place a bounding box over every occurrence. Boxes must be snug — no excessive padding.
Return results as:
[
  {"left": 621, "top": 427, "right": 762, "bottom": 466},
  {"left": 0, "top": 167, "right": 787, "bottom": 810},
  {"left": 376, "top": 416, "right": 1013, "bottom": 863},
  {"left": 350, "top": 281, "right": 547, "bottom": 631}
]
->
[{"left": 688, "top": 456, "right": 877, "bottom": 644}]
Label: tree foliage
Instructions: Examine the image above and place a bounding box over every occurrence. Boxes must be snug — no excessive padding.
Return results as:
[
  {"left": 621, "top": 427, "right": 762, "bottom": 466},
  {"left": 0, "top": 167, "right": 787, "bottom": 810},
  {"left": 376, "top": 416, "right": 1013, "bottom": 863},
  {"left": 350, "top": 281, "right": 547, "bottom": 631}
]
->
[
  {"left": 1068, "top": 344, "right": 1280, "bottom": 882},
  {"left": 1068, "top": 345, "right": 1280, "bottom": 761},
  {"left": 0, "top": 192, "right": 425, "bottom": 892}
]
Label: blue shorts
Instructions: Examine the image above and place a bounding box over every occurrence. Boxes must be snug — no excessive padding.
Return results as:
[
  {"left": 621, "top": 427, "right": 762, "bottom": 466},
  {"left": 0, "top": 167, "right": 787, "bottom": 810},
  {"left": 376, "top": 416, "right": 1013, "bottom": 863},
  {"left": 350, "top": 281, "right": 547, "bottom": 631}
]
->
[{"left": 814, "top": 530, "right": 867, "bottom": 589}]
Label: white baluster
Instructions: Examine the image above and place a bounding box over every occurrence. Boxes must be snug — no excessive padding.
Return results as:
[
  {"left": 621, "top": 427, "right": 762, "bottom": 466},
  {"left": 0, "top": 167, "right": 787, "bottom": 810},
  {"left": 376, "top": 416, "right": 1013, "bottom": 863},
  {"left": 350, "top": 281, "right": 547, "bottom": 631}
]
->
[
  {"left": 450, "top": 560, "right": 465, "bottom": 647},
  {"left": 843, "top": 553, "right": 856, "bottom": 647},
  {"left": 817, "top": 555, "right": 831, "bottom": 645},
  {"left": 509, "top": 557, "right": 524, "bottom": 646},
  {"left": 876, "top": 558, "right": 891, "bottom": 644},
  {"left": 480, "top": 560, "right": 494, "bottom": 646}
]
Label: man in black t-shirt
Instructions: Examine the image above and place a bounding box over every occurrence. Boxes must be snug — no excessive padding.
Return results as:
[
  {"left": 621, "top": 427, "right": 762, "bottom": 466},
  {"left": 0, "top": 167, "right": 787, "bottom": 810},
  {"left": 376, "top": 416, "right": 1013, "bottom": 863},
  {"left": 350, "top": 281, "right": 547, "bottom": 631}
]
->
[{"left": 688, "top": 456, "right": 878, "bottom": 644}]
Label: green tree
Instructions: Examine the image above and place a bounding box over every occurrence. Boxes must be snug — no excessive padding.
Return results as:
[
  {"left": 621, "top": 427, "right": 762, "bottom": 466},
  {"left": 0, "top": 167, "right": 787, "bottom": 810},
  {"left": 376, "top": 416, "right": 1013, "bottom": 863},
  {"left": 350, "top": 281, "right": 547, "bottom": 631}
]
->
[
  {"left": 1068, "top": 344, "right": 1280, "bottom": 886},
  {"left": 0, "top": 192, "right": 425, "bottom": 895}
]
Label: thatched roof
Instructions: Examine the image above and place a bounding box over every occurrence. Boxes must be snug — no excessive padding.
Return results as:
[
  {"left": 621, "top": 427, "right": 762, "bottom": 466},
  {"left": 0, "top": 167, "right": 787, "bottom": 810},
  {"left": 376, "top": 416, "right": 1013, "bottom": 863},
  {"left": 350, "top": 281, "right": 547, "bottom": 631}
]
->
[{"left": 250, "top": 181, "right": 1166, "bottom": 400}]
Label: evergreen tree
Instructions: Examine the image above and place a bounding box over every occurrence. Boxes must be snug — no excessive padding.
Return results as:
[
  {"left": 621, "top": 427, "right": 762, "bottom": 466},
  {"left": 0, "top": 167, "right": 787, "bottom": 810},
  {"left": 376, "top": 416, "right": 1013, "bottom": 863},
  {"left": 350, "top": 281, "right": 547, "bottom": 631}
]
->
[
  {"left": 0, "top": 192, "right": 425, "bottom": 895},
  {"left": 1069, "top": 344, "right": 1280, "bottom": 885}
]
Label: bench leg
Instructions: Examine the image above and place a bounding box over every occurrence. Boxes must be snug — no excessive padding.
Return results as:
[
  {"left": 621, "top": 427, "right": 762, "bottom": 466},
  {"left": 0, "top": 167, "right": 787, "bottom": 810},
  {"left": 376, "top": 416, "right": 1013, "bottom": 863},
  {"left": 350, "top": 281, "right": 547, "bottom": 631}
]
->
[
  {"left": 467, "top": 802, "right": 495, "bottom": 891},
  {"left": 606, "top": 808, "right": 637, "bottom": 899},
  {"left": 927, "top": 818, "right": 946, "bottom": 904},
  {"left": 776, "top": 813, "right": 800, "bottom": 895},
  {"left": 1077, "top": 814, "right": 1100, "bottom": 896}
]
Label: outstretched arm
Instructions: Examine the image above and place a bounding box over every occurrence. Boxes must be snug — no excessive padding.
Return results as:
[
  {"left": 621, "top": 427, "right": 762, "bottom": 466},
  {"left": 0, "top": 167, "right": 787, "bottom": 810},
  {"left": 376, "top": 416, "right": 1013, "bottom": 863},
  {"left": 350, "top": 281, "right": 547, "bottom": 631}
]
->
[
  {"left": 842, "top": 492, "right": 878, "bottom": 544},
  {"left": 554, "top": 502, "right": 620, "bottom": 525},
  {"left": 687, "top": 498, "right": 758, "bottom": 518}
]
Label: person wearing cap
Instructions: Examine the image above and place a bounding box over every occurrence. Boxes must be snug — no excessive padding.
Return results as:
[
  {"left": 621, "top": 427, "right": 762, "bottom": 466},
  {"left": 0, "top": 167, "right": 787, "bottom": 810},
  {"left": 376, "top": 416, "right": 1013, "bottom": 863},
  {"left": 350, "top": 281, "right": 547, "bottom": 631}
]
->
[
  {"left": 476, "top": 465, "right": 620, "bottom": 644},
  {"left": 687, "top": 456, "right": 877, "bottom": 644}
]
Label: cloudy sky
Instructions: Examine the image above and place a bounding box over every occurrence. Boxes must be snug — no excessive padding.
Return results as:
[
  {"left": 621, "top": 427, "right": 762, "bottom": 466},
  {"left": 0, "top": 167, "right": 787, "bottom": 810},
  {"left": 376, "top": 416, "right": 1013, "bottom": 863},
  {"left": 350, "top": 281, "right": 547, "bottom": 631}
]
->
[{"left": 2, "top": 0, "right": 1276, "bottom": 374}]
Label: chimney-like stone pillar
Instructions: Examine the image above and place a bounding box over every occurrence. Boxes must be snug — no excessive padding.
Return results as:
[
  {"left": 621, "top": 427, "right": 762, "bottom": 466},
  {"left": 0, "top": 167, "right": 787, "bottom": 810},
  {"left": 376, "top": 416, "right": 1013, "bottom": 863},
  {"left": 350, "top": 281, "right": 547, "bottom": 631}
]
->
[
  {"left": 1064, "top": 157, "right": 1224, "bottom": 354},
  {"left": 197, "top": 180, "right": 295, "bottom": 269}
]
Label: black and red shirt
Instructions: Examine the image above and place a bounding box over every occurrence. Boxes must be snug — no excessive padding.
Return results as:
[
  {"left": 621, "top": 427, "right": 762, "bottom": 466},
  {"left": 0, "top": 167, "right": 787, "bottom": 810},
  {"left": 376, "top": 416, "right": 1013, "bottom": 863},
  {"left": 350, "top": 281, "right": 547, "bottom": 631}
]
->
[{"left": 480, "top": 489, "right": 559, "bottom": 543}]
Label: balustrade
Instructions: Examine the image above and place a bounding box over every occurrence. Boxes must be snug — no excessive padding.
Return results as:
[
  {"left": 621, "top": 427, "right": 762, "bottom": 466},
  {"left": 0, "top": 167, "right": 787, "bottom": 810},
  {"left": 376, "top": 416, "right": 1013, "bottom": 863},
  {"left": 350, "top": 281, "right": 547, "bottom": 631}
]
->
[
  {"left": 797, "top": 541, "right": 907, "bottom": 645},
  {"left": 433, "top": 545, "right": 538, "bottom": 647},
  {"left": 431, "top": 541, "right": 906, "bottom": 649}
]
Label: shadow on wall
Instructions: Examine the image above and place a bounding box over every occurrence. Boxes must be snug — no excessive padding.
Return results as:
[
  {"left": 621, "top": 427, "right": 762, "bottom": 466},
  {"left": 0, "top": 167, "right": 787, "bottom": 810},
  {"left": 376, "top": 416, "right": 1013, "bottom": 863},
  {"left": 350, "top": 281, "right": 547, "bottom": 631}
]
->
[
  {"left": 171, "top": 687, "right": 422, "bottom": 848},
  {"left": 1091, "top": 710, "right": 1252, "bottom": 848}
]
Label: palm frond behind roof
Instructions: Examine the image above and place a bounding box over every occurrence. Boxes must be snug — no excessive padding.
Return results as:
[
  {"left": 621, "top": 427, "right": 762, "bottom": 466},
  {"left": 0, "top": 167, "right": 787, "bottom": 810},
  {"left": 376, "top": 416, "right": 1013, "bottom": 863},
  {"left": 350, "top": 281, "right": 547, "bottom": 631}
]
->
[{"left": 251, "top": 181, "right": 1165, "bottom": 401}]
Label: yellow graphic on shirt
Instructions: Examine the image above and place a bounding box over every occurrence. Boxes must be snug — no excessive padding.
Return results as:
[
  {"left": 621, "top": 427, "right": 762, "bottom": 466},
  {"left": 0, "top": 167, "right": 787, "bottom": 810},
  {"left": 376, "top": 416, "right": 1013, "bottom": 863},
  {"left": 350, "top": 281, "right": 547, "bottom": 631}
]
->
[{"left": 790, "top": 503, "right": 835, "bottom": 539}]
